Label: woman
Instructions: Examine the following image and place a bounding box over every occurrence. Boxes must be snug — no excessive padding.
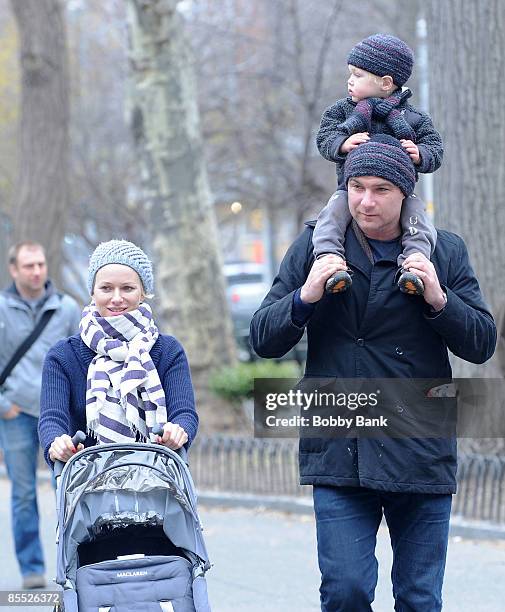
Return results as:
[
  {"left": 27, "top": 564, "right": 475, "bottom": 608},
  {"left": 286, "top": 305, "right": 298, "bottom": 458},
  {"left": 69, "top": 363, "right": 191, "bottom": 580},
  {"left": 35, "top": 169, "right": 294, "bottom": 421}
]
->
[{"left": 39, "top": 239, "right": 198, "bottom": 465}]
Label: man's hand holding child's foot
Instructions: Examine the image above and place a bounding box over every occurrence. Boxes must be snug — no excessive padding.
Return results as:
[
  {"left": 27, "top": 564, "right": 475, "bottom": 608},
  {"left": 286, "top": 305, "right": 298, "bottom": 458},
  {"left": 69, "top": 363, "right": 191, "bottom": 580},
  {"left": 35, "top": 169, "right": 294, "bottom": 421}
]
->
[
  {"left": 322, "top": 256, "right": 353, "bottom": 295},
  {"left": 301, "top": 255, "right": 350, "bottom": 303},
  {"left": 397, "top": 268, "right": 424, "bottom": 295}
]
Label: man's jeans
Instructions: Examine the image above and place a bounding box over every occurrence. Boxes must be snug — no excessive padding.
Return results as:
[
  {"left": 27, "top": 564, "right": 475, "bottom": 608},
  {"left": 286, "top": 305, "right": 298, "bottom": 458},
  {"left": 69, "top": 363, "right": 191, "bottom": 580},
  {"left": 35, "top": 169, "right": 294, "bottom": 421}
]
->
[
  {"left": 313, "top": 485, "right": 452, "bottom": 612},
  {"left": 0, "top": 412, "right": 45, "bottom": 577}
]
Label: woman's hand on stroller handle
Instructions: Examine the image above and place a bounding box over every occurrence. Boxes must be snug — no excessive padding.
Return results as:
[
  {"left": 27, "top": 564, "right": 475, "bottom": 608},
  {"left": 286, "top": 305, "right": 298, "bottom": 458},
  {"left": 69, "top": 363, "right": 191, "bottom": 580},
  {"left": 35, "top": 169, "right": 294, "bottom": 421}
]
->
[
  {"left": 153, "top": 422, "right": 188, "bottom": 450},
  {"left": 49, "top": 424, "right": 188, "bottom": 476},
  {"left": 49, "top": 432, "right": 85, "bottom": 463}
]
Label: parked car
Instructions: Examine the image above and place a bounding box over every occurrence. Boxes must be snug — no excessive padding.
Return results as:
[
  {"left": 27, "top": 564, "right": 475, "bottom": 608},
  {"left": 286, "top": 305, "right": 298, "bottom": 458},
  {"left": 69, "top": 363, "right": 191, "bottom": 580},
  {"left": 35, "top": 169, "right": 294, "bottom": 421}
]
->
[
  {"left": 223, "top": 261, "right": 306, "bottom": 364},
  {"left": 224, "top": 262, "right": 269, "bottom": 361}
]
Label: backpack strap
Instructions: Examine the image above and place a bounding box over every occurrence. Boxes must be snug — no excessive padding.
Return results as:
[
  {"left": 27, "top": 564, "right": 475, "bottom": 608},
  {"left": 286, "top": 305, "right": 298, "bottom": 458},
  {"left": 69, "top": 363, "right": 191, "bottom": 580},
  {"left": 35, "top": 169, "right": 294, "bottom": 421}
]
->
[{"left": 0, "top": 306, "right": 58, "bottom": 387}]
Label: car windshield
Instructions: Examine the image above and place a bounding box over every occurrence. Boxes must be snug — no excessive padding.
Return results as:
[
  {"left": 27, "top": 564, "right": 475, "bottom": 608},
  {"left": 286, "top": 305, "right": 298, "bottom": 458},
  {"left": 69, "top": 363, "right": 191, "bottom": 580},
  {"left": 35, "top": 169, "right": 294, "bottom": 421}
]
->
[{"left": 226, "top": 273, "right": 263, "bottom": 285}]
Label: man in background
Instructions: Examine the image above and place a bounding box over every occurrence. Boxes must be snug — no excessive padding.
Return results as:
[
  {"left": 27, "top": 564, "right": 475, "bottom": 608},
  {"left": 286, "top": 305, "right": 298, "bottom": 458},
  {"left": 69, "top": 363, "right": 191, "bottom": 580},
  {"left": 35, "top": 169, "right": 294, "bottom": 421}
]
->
[{"left": 0, "top": 242, "right": 80, "bottom": 589}]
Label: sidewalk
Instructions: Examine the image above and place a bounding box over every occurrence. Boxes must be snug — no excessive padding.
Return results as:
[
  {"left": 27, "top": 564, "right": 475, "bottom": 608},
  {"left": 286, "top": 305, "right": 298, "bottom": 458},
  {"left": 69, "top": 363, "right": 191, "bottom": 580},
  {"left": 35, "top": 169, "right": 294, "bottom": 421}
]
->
[{"left": 0, "top": 478, "right": 504, "bottom": 611}]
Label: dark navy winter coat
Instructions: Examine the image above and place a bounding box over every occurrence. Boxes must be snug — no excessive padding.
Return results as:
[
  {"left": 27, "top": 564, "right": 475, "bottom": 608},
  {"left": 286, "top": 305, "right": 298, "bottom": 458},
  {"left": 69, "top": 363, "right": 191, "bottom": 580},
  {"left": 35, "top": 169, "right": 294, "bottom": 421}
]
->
[{"left": 250, "top": 222, "right": 496, "bottom": 494}]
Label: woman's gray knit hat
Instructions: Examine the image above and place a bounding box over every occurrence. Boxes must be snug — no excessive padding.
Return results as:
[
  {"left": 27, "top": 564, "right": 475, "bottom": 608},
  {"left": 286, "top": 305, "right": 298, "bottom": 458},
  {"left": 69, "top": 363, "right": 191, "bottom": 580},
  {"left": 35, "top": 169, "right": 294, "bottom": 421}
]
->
[
  {"left": 347, "top": 33, "right": 414, "bottom": 87},
  {"left": 87, "top": 239, "right": 154, "bottom": 295},
  {"left": 344, "top": 134, "right": 416, "bottom": 196}
]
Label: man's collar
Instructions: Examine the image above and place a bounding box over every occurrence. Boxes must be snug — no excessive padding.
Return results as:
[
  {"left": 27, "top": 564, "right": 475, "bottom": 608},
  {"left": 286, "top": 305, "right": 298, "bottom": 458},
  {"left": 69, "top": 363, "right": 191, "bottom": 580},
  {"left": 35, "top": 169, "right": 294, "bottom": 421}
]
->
[
  {"left": 305, "top": 219, "right": 372, "bottom": 276},
  {"left": 305, "top": 219, "right": 399, "bottom": 273},
  {"left": 4, "top": 279, "right": 55, "bottom": 304},
  {"left": 344, "top": 225, "right": 374, "bottom": 276}
]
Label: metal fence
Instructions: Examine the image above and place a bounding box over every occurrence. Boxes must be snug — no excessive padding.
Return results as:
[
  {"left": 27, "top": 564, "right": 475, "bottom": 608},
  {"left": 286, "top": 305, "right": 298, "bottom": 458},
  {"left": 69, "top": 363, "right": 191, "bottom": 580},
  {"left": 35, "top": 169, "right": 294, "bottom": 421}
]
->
[
  {"left": 453, "top": 454, "right": 505, "bottom": 523},
  {"left": 191, "top": 436, "right": 305, "bottom": 497},
  {"left": 191, "top": 436, "right": 505, "bottom": 524}
]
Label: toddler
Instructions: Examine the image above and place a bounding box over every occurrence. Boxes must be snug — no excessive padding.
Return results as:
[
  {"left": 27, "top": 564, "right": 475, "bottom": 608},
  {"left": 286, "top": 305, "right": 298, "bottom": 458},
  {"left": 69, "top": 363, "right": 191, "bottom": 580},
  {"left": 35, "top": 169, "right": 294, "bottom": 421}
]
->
[{"left": 315, "top": 33, "right": 443, "bottom": 294}]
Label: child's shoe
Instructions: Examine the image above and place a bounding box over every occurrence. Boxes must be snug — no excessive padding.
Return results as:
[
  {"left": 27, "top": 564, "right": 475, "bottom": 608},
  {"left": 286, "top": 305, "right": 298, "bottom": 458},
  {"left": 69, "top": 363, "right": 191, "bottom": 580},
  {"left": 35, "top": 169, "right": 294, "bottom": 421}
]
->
[
  {"left": 397, "top": 268, "right": 424, "bottom": 295},
  {"left": 325, "top": 269, "right": 353, "bottom": 294}
]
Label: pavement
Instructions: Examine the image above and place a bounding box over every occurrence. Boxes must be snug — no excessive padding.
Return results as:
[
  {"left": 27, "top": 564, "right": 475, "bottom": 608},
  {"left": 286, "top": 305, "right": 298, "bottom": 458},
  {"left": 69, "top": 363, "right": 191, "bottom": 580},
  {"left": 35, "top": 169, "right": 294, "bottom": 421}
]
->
[{"left": 0, "top": 478, "right": 505, "bottom": 611}]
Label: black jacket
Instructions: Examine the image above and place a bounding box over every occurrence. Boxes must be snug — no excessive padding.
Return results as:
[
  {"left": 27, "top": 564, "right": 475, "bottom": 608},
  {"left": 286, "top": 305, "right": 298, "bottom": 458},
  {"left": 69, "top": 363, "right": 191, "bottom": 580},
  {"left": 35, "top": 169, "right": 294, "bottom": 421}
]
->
[{"left": 250, "top": 223, "right": 496, "bottom": 493}]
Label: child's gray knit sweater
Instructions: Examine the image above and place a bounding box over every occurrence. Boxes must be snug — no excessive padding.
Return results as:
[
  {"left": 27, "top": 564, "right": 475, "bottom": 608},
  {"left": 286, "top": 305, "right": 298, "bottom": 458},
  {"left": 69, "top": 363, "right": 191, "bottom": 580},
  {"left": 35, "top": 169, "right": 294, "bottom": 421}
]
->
[{"left": 316, "top": 90, "right": 443, "bottom": 188}]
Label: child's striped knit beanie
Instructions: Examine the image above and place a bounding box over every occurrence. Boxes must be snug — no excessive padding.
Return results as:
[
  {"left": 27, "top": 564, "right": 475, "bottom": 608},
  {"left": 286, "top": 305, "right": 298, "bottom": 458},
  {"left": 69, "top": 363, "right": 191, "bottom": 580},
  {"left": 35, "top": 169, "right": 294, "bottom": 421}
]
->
[{"left": 348, "top": 34, "right": 414, "bottom": 87}]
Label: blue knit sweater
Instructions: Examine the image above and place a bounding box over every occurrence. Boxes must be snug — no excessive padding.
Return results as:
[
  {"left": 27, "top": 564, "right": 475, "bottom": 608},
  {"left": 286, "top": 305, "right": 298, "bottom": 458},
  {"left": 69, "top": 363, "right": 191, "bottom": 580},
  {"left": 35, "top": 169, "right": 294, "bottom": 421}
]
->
[{"left": 38, "top": 334, "right": 198, "bottom": 465}]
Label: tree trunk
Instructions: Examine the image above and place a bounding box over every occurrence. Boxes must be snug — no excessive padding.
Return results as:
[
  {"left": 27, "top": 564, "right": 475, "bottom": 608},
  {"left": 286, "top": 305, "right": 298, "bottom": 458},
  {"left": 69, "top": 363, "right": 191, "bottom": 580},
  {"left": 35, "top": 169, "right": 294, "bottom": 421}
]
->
[
  {"left": 9, "top": 0, "right": 70, "bottom": 281},
  {"left": 426, "top": 0, "right": 505, "bottom": 452},
  {"left": 426, "top": 0, "right": 505, "bottom": 377},
  {"left": 126, "top": 0, "right": 236, "bottom": 404}
]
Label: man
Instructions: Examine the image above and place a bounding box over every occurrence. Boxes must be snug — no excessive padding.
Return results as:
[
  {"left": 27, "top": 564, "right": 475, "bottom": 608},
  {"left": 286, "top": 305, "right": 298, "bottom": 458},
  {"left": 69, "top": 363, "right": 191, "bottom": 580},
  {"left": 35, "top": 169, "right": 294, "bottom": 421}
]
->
[
  {"left": 250, "top": 135, "right": 496, "bottom": 611},
  {"left": 0, "top": 242, "right": 80, "bottom": 589}
]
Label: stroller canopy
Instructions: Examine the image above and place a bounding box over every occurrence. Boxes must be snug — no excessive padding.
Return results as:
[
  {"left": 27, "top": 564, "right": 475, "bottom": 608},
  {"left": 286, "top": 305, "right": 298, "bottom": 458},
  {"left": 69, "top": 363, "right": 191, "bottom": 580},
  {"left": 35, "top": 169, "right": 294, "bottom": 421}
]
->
[{"left": 56, "top": 443, "right": 210, "bottom": 585}]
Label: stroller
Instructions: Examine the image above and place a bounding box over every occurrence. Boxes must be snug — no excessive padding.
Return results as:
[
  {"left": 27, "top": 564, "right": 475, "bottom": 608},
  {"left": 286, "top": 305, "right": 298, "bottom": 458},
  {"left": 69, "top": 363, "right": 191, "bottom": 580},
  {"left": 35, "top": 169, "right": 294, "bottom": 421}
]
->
[{"left": 53, "top": 433, "right": 211, "bottom": 612}]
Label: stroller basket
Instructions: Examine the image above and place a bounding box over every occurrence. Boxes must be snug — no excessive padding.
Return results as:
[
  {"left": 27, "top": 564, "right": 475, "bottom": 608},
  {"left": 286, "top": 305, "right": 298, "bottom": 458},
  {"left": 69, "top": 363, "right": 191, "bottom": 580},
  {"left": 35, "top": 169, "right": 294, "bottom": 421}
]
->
[{"left": 55, "top": 443, "right": 211, "bottom": 612}]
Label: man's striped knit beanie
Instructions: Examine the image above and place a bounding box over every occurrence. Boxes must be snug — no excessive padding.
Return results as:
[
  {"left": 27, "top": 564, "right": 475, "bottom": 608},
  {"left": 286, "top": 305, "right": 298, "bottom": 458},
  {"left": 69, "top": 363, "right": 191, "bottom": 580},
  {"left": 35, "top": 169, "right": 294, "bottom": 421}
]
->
[
  {"left": 347, "top": 34, "right": 414, "bottom": 87},
  {"left": 344, "top": 134, "right": 416, "bottom": 196}
]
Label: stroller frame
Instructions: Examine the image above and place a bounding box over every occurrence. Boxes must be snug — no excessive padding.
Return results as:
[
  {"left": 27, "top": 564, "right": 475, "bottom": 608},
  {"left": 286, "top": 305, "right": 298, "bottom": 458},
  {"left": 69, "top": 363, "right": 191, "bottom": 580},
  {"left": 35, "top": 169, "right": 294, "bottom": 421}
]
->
[{"left": 54, "top": 442, "right": 211, "bottom": 612}]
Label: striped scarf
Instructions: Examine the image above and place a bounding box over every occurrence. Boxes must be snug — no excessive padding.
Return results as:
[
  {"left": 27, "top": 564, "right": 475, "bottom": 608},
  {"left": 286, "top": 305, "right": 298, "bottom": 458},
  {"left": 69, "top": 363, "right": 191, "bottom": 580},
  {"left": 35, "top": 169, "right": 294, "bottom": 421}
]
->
[{"left": 80, "top": 303, "right": 167, "bottom": 444}]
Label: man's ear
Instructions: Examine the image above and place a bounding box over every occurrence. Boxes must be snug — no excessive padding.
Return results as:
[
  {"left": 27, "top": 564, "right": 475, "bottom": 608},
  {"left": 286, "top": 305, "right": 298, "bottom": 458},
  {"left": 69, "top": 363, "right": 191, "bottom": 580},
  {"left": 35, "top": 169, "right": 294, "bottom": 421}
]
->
[{"left": 381, "top": 75, "right": 395, "bottom": 92}]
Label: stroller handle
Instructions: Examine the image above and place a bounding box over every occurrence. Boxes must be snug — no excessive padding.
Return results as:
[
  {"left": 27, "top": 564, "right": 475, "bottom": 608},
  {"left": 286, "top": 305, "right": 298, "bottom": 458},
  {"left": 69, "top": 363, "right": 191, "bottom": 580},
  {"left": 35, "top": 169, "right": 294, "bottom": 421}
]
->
[
  {"left": 53, "top": 430, "right": 87, "bottom": 478},
  {"left": 53, "top": 427, "right": 188, "bottom": 477},
  {"left": 152, "top": 423, "right": 188, "bottom": 463}
]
